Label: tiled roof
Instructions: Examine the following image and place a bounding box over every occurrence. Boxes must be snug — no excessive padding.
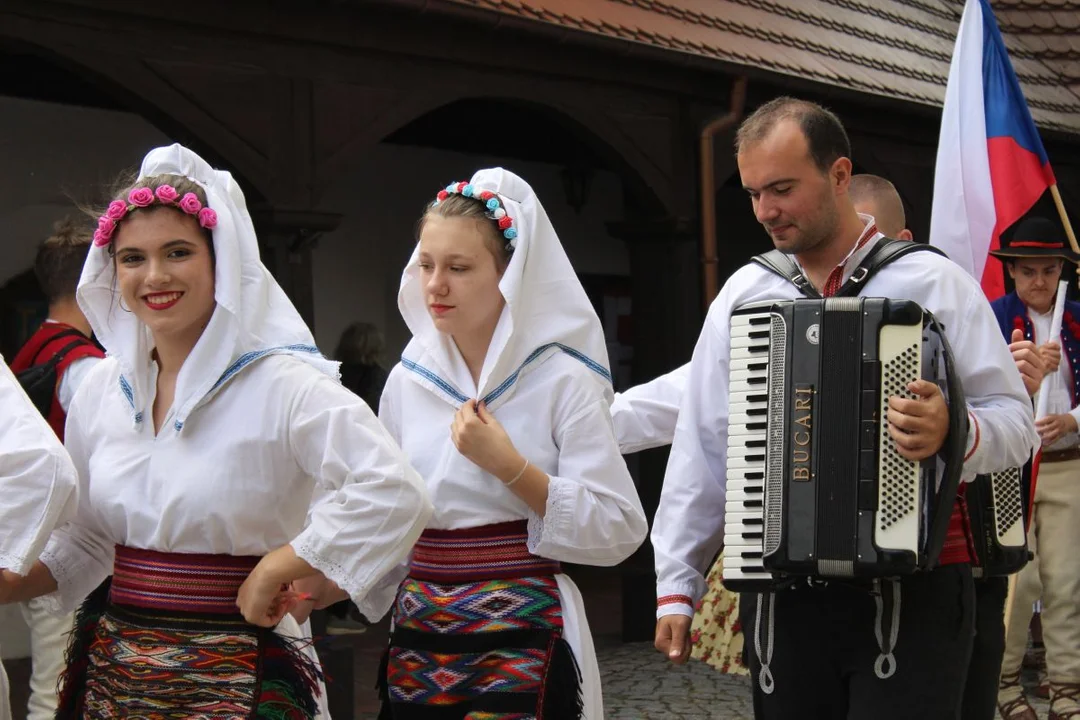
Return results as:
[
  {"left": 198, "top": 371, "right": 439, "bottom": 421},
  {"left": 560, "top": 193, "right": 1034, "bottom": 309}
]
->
[{"left": 435, "top": 0, "right": 1080, "bottom": 135}]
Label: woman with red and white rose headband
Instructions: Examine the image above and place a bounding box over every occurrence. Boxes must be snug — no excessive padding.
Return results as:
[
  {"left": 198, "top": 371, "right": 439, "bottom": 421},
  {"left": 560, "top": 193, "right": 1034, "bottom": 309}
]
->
[
  {"left": 0, "top": 143, "right": 432, "bottom": 719},
  {"left": 292, "top": 167, "right": 647, "bottom": 719}
]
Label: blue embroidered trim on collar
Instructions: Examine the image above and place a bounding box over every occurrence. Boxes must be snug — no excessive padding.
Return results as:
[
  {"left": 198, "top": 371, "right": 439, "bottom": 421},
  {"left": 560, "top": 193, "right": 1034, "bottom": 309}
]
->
[
  {"left": 403, "top": 342, "right": 611, "bottom": 406},
  {"left": 210, "top": 344, "right": 321, "bottom": 393},
  {"left": 119, "top": 375, "right": 134, "bottom": 409},
  {"left": 401, "top": 358, "right": 469, "bottom": 404},
  {"left": 118, "top": 344, "right": 322, "bottom": 428}
]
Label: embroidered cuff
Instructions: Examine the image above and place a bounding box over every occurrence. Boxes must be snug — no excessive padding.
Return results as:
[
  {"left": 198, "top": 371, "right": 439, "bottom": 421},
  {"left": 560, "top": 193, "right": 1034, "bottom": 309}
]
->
[
  {"left": 658, "top": 593, "right": 694, "bottom": 608},
  {"left": 526, "top": 475, "right": 572, "bottom": 554},
  {"left": 655, "top": 581, "right": 700, "bottom": 619},
  {"left": 291, "top": 536, "right": 365, "bottom": 605},
  {"left": 656, "top": 598, "right": 695, "bottom": 619},
  {"left": 964, "top": 411, "right": 980, "bottom": 462},
  {"left": 36, "top": 549, "right": 78, "bottom": 615},
  {"left": 0, "top": 549, "right": 31, "bottom": 578}
]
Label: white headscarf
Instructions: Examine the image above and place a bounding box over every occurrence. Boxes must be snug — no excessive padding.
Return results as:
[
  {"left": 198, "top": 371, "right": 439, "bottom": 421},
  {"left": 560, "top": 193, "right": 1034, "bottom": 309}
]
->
[
  {"left": 398, "top": 167, "right": 611, "bottom": 409},
  {"left": 78, "top": 143, "right": 338, "bottom": 432}
]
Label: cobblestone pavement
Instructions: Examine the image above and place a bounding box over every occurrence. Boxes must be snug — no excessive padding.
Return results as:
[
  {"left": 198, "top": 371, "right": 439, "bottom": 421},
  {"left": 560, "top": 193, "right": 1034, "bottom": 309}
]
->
[
  {"left": 353, "top": 626, "right": 1051, "bottom": 719},
  {"left": 599, "top": 642, "right": 1052, "bottom": 719},
  {"left": 600, "top": 642, "right": 754, "bottom": 719}
]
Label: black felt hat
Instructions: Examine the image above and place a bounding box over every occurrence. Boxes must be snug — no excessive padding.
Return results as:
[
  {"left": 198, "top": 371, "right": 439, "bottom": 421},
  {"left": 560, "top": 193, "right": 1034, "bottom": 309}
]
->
[{"left": 990, "top": 216, "right": 1079, "bottom": 263}]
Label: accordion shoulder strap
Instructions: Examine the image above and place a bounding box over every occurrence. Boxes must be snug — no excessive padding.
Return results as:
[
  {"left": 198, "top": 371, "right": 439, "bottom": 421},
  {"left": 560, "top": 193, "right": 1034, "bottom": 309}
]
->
[
  {"left": 750, "top": 250, "right": 818, "bottom": 296},
  {"left": 921, "top": 310, "right": 968, "bottom": 570},
  {"left": 751, "top": 238, "right": 947, "bottom": 298}
]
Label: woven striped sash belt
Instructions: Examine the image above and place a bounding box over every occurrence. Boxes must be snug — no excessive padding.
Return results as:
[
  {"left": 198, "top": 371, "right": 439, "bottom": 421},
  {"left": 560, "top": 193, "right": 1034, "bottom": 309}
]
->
[{"left": 56, "top": 545, "right": 322, "bottom": 720}]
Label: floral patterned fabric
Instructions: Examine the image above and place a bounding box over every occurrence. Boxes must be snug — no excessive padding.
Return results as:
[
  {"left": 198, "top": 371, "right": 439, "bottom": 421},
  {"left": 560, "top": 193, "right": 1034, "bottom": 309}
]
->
[{"left": 689, "top": 553, "right": 748, "bottom": 676}]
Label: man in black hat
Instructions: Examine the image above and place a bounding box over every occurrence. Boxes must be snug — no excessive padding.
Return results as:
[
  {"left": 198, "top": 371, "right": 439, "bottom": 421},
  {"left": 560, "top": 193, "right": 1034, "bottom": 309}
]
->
[{"left": 990, "top": 216, "right": 1080, "bottom": 720}]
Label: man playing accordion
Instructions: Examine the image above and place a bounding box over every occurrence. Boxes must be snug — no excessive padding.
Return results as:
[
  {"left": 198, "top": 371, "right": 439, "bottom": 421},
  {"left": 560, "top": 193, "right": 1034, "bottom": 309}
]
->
[{"left": 651, "top": 96, "right": 1037, "bottom": 720}]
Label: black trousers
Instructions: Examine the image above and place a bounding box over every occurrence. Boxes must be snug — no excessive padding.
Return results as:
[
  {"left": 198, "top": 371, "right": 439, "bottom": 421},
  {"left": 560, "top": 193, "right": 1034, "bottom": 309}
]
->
[
  {"left": 740, "top": 564, "right": 975, "bottom": 720},
  {"left": 960, "top": 576, "right": 1008, "bottom": 720}
]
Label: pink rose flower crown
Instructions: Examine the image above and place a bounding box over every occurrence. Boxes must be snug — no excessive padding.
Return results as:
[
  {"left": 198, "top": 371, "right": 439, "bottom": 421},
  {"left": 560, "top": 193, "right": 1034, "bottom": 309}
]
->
[{"left": 93, "top": 184, "right": 219, "bottom": 247}]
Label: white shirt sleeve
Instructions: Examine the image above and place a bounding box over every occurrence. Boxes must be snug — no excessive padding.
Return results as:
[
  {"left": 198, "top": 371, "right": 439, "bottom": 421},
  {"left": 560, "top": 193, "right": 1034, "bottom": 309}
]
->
[
  {"left": 35, "top": 375, "right": 117, "bottom": 614},
  {"left": 951, "top": 286, "right": 1040, "bottom": 474},
  {"left": 527, "top": 388, "right": 649, "bottom": 566},
  {"left": 610, "top": 363, "right": 690, "bottom": 454},
  {"left": 57, "top": 356, "right": 103, "bottom": 413},
  {"left": 288, "top": 372, "right": 433, "bottom": 607},
  {"left": 0, "top": 358, "right": 78, "bottom": 575},
  {"left": 350, "top": 369, "right": 412, "bottom": 623},
  {"left": 651, "top": 297, "right": 731, "bottom": 619},
  {"left": 1068, "top": 406, "right": 1080, "bottom": 428}
]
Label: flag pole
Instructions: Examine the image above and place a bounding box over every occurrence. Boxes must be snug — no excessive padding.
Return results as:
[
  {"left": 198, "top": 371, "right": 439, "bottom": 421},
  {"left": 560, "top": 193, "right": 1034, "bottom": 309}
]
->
[{"left": 1050, "top": 183, "right": 1080, "bottom": 257}]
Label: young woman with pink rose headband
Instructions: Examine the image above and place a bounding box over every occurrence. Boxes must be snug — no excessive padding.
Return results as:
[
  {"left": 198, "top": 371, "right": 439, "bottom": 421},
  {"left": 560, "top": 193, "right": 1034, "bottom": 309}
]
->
[{"left": 0, "top": 143, "right": 433, "bottom": 719}]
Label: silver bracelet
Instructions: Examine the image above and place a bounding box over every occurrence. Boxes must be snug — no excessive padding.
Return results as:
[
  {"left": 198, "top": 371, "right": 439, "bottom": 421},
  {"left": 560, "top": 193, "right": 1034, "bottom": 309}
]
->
[{"left": 505, "top": 459, "right": 530, "bottom": 487}]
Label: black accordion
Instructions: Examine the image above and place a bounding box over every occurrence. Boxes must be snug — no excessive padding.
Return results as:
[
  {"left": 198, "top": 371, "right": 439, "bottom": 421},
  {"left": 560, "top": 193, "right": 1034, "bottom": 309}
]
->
[
  {"left": 967, "top": 465, "right": 1030, "bottom": 578},
  {"left": 722, "top": 297, "right": 966, "bottom": 592}
]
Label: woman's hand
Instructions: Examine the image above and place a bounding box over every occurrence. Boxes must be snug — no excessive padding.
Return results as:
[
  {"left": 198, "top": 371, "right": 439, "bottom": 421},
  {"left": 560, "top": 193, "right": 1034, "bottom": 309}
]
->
[
  {"left": 0, "top": 562, "right": 58, "bottom": 604},
  {"left": 237, "top": 569, "right": 292, "bottom": 627},
  {"left": 236, "top": 546, "right": 318, "bottom": 627},
  {"left": 287, "top": 574, "right": 349, "bottom": 624},
  {"left": 451, "top": 400, "right": 526, "bottom": 481},
  {"left": 0, "top": 570, "right": 15, "bottom": 604}
]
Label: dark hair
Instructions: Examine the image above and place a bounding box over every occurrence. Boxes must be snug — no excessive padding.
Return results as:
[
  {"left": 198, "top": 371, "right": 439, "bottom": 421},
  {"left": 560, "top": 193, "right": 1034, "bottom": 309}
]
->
[
  {"left": 334, "top": 322, "right": 385, "bottom": 366},
  {"left": 1005, "top": 258, "right": 1065, "bottom": 269},
  {"left": 34, "top": 217, "right": 92, "bottom": 303},
  {"left": 418, "top": 193, "right": 512, "bottom": 269},
  {"left": 91, "top": 171, "right": 215, "bottom": 259},
  {"left": 735, "top": 96, "right": 851, "bottom": 173}
]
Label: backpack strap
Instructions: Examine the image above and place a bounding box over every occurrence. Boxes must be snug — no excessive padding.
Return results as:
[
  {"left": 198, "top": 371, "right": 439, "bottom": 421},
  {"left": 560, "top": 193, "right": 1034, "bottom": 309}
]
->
[
  {"left": 47, "top": 339, "right": 95, "bottom": 370},
  {"left": 27, "top": 328, "right": 89, "bottom": 366},
  {"left": 751, "top": 238, "right": 947, "bottom": 298}
]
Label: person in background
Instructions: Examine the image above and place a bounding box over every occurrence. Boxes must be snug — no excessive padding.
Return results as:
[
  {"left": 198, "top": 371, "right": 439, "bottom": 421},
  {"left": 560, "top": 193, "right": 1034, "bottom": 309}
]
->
[
  {"left": 849, "top": 173, "right": 914, "bottom": 241},
  {"left": 335, "top": 321, "right": 389, "bottom": 412},
  {"left": 10, "top": 218, "right": 105, "bottom": 439},
  {"left": 990, "top": 217, "right": 1080, "bottom": 720}
]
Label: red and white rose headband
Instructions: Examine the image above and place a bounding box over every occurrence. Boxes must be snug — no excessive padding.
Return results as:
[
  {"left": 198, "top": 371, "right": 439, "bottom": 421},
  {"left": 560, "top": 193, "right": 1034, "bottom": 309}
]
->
[
  {"left": 93, "top": 185, "right": 219, "bottom": 247},
  {"left": 435, "top": 182, "right": 519, "bottom": 249}
]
